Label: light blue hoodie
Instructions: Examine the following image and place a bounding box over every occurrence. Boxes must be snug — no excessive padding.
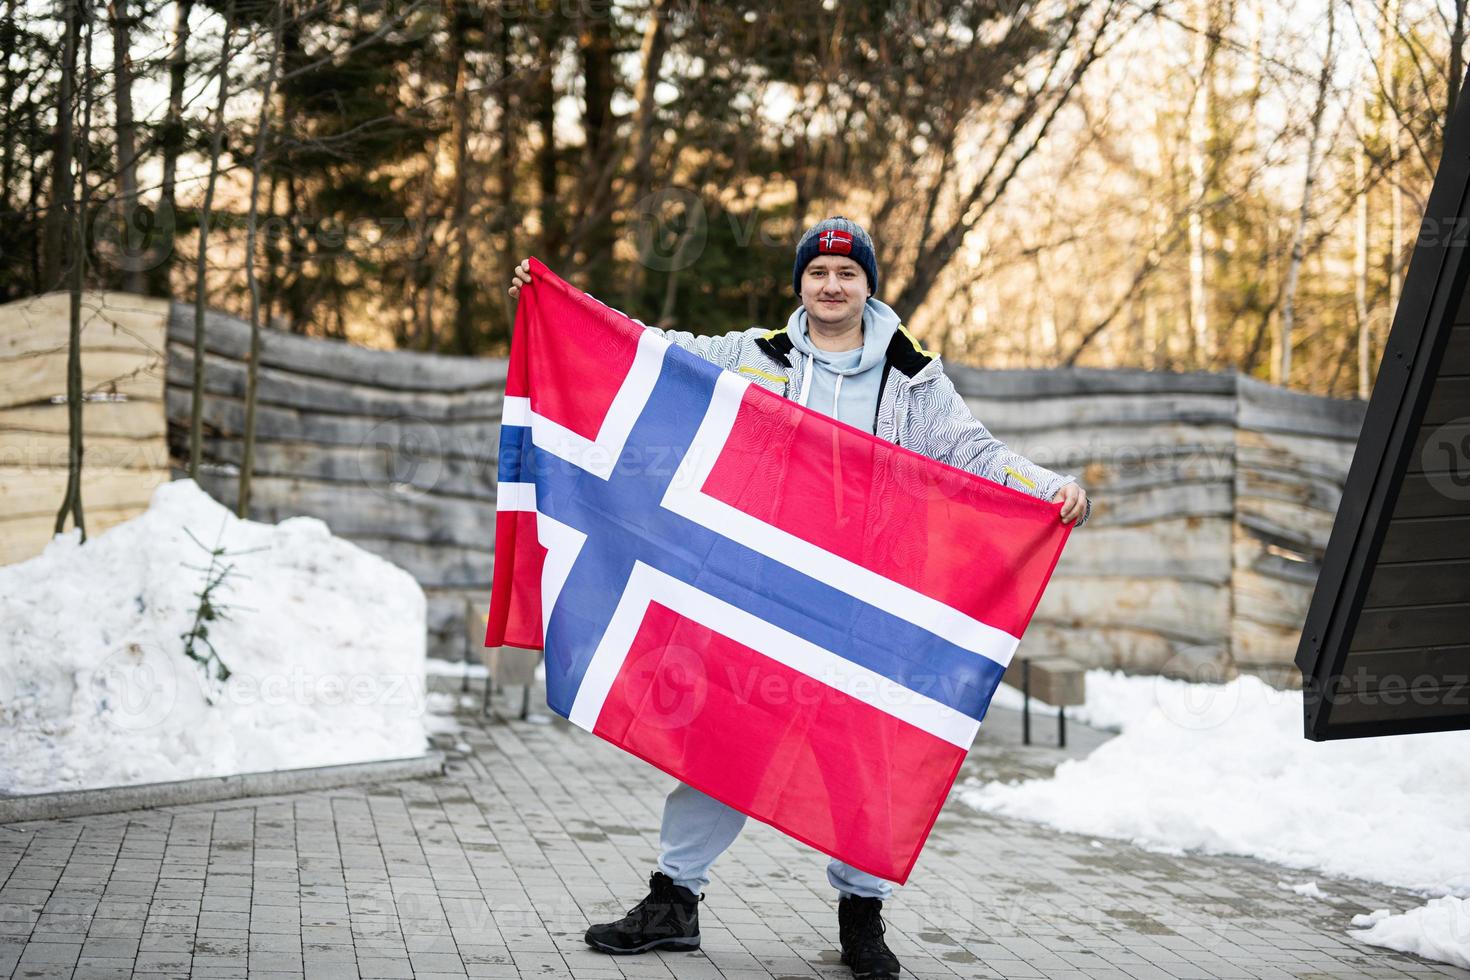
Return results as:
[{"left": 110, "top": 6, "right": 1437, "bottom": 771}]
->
[{"left": 785, "top": 297, "right": 902, "bottom": 434}]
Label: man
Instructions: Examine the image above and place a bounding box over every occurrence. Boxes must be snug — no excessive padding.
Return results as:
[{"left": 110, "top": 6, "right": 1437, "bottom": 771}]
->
[{"left": 508, "top": 217, "right": 1089, "bottom": 980}]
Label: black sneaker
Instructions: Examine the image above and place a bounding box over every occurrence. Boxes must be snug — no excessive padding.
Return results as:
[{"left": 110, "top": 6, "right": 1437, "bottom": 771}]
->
[
  {"left": 584, "top": 871, "right": 702, "bottom": 954},
  {"left": 838, "top": 894, "right": 901, "bottom": 979}
]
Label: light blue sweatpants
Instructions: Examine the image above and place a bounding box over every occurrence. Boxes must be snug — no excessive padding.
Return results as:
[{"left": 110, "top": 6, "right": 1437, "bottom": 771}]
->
[{"left": 656, "top": 781, "right": 896, "bottom": 900}]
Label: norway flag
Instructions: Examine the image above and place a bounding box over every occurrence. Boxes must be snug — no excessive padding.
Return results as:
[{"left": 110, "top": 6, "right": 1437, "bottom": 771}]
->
[{"left": 486, "top": 259, "right": 1071, "bottom": 883}]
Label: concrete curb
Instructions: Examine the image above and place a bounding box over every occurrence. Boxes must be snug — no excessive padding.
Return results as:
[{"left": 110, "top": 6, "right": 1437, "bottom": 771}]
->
[{"left": 0, "top": 752, "right": 446, "bottom": 824}]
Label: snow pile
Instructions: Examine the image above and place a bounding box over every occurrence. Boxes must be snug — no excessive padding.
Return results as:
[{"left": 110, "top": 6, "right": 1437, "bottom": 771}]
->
[
  {"left": 963, "top": 672, "right": 1470, "bottom": 895},
  {"left": 0, "top": 479, "right": 429, "bottom": 795},
  {"left": 1350, "top": 898, "right": 1470, "bottom": 970}
]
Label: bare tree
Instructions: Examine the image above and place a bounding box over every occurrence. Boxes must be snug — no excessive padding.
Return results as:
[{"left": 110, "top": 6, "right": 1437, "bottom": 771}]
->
[
  {"left": 42, "top": 0, "right": 82, "bottom": 291},
  {"left": 239, "top": 0, "right": 286, "bottom": 517},
  {"left": 1279, "top": 1, "right": 1337, "bottom": 386},
  {"left": 188, "top": 0, "right": 236, "bottom": 479},
  {"left": 1187, "top": 0, "right": 1223, "bottom": 367},
  {"left": 1354, "top": 83, "right": 1372, "bottom": 399},
  {"left": 107, "top": 0, "right": 143, "bottom": 294},
  {"left": 54, "top": 0, "right": 94, "bottom": 540}
]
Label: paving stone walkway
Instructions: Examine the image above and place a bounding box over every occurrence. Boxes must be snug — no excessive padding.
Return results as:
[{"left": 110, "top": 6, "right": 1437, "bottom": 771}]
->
[{"left": 1, "top": 678, "right": 1464, "bottom": 980}]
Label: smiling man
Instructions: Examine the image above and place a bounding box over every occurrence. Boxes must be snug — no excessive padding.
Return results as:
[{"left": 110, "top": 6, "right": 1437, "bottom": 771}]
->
[{"left": 508, "top": 216, "right": 1089, "bottom": 980}]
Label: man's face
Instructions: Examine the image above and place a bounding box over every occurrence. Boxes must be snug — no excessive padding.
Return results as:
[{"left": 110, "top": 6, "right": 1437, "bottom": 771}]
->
[{"left": 799, "top": 255, "right": 869, "bottom": 327}]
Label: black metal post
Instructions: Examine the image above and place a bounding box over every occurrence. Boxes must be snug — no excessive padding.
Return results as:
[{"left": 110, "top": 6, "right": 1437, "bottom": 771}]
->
[
  {"left": 1058, "top": 706, "right": 1066, "bottom": 748},
  {"left": 1021, "top": 659, "right": 1031, "bottom": 745}
]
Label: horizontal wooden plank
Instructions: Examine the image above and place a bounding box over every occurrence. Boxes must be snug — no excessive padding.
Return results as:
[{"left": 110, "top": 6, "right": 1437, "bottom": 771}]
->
[
  {"left": 1408, "top": 418, "right": 1470, "bottom": 475},
  {"left": 1352, "top": 601, "right": 1470, "bottom": 650},
  {"left": 195, "top": 436, "right": 498, "bottom": 501},
  {"left": 343, "top": 537, "right": 492, "bottom": 589},
  {"left": 1235, "top": 428, "right": 1358, "bottom": 484},
  {"left": 1236, "top": 374, "right": 1367, "bottom": 438},
  {"left": 948, "top": 364, "right": 1237, "bottom": 399},
  {"left": 1321, "top": 687, "right": 1470, "bottom": 727},
  {"left": 191, "top": 471, "right": 495, "bottom": 553},
  {"left": 0, "top": 291, "right": 169, "bottom": 359},
  {"left": 1050, "top": 517, "right": 1233, "bottom": 584},
  {"left": 1019, "top": 621, "right": 1229, "bottom": 675},
  {"left": 1340, "top": 645, "right": 1470, "bottom": 686},
  {"left": 1032, "top": 576, "right": 1231, "bottom": 644},
  {"left": 1440, "top": 324, "right": 1470, "bottom": 375},
  {"left": 0, "top": 399, "right": 166, "bottom": 439},
  {"left": 1059, "top": 451, "right": 1234, "bottom": 493},
  {"left": 0, "top": 464, "right": 167, "bottom": 520},
  {"left": 1234, "top": 498, "right": 1339, "bottom": 557},
  {"left": 167, "top": 345, "right": 505, "bottom": 421},
  {"left": 1378, "top": 514, "right": 1470, "bottom": 563},
  {"left": 1082, "top": 480, "right": 1232, "bottom": 526},
  {"left": 0, "top": 428, "right": 167, "bottom": 471},
  {"left": 1236, "top": 468, "right": 1346, "bottom": 521},
  {"left": 0, "top": 348, "right": 165, "bottom": 410},
  {"left": 168, "top": 304, "right": 506, "bottom": 393},
  {"left": 1364, "top": 560, "right": 1470, "bottom": 607},
  {"left": 959, "top": 392, "right": 1236, "bottom": 433},
  {"left": 163, "top": 387, "right": 499, "bottom": 454},
  {"left": 992, "top": 424, "right": 1238, "bottom": 471},
  {"left": 1421, "top": 375, "right": 1470, "bottom": 425},
  {"left": 1391, "top": 472, "right": 1470, "bottom": 517}
]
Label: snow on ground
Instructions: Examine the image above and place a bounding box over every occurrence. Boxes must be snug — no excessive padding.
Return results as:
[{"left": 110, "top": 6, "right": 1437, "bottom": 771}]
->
[
  {"left": 426, "top": 657, "right": 488, "bottom": 679},
  {"left": 0, "top": 479, "right": 429, "bottom": 795},
  {"left": 965, "top": 671, "right": 1470, "bottom": 896},
  {"left": 1350, "top": 898, "right": 1470, "bottom": 970}
]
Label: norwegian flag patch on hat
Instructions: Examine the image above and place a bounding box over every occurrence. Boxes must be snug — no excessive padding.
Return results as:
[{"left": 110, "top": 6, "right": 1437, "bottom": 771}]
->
[{"left": 817, "top": 229, "right": 854, "bottom": 254}]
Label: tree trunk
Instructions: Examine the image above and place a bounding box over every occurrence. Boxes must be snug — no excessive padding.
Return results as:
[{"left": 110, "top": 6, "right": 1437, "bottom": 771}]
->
[
  {"left": 188, "top": 0, "right": 235, "bottom": 480},
  {"left": 108, "top": 0, "right": 143, "bottom": 294},
  {"left": 1355, "top": 87, "right": 1372, "bottom": 399},
  {"left": 0, "top": 0, "right": 18, "bottom": 222},
  {"left": 55, "top": 2, "right": 93, "bottom": 540},
  {"left": 1450, "top": 0, "right": 1467, "bottom": 126},
  {"left": 239, "top": 0, "right": 284, "bottom": 517},
  {"left": 1279, "top": 1, "right": 1335, "bottom": 387},
  {"left": 149, "top": 0, "right": 191, "bottom": 297},
  {"left": 42, "top": 0, "right": 82, "bottom": 292},
  {"left": 1385, "top": 0, "right": 1403, "bottom": 321},
  {"left": 1187, "top": 0, "right": 1218, "bottom": 367},
  {"left": 497, "top": 8, "right": 517, "bottom": 336},
  {"left": 535, "top": 20, "right": 560, "bottom": 258},
  {"left": 576, "top": 2, "right": 616, "bottom": 293},
  {"left": 619, "top": 0, "right": 670, "bottom": 310},
  {"left": 449, "top": 0, "right": 475, "bottom": 355}
]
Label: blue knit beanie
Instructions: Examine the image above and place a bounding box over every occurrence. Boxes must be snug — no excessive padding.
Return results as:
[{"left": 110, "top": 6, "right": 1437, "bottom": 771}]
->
[{"left": 792, "top": 216, "right": 879, "bottom": 297}]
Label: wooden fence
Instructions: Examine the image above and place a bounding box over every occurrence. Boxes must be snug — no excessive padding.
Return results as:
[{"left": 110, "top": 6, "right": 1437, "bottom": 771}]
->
[
  {"left": 0, "top": 292, "right": 171, "bottom": 566},
  {"left": 163, "top": 304, "right": 505, "bottom": 663},
  {"left": 3, "top": 296, "right": 1367, "bottom": 680},
  {"left": 957, "top": 367, "right": 1364, "bottom": 683}
]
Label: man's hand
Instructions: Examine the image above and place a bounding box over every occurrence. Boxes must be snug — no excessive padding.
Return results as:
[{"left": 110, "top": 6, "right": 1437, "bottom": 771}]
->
[
  {"left": 1051, "top": 483, "right": 1088, "bottom": 526},
  {"left": 508, "top": 258, "right": 532, "bottom": 300}
]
